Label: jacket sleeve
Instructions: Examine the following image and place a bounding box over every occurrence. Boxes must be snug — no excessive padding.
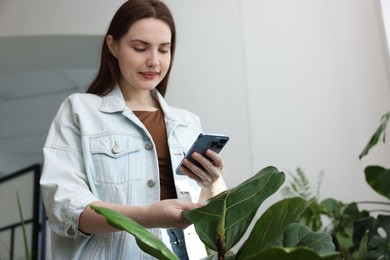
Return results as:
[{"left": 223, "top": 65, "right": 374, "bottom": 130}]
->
[{"left": 40, "top": 97, "right": 97, "bottom": 238}]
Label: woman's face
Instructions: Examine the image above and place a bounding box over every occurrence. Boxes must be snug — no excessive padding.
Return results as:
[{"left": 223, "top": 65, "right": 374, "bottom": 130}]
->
[{"left": 107, "top": 18, "right": 172, "bottom": 93}]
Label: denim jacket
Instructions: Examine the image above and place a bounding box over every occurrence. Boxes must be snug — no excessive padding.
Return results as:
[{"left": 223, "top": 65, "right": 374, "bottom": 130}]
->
[{"left": 40, "top": 86, "right": 208, "bottom": 259}]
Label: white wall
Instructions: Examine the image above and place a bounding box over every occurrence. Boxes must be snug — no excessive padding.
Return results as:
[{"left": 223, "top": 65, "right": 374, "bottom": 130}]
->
[
  {"left": 0, "top": 0, "right": 124, "bottom": 36},
  {"left": 165, "top": 0, "right": 253, "bottom": 191},
  {"left": 380, "top": 0, "right": 390, "bottom": 54},
  {"left": 166, "top": 0, "right": 390, "bottom": 206},
  {"left": 244, "top": 0, "right": 390, "bottom": 204},
  {"left": 1, "top": 0, "right": 390, "bottom": 231}
]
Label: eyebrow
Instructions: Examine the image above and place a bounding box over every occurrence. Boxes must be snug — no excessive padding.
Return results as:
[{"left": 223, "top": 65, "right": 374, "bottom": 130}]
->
[{"left": 129, "top": 39, "right": 171, "bottom": 46}]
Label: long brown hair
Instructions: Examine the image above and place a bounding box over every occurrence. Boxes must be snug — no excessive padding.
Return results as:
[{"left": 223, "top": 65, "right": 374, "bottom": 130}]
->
[{"left": 86, "top": 0, "right": 176, "bottom": 97}]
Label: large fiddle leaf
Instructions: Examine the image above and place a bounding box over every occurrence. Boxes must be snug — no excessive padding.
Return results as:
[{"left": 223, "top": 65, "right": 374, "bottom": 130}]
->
[
  {"left": 278, "top": 223, "right": 336, "bottom": 253},
  {"left": 244, "top": 223, "right": 338, "bottom": 260},
  {"left": 90, "top": 205, "right": 178, "bottom": 260},
  {"left": 183, "top": 166, "right": 285, "bottom": 252},
  {"left": 236, "top": 197, "right": 307, "bottom": 259},
  {"left": 245, "top": 247, "right": 340, "bottom": 260},
  {"left": 199, "top": 247, "right": 339, "bottom": 260}
]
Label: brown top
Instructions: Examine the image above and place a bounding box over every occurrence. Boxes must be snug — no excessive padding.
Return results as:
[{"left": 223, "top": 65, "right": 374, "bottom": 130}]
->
[{"left": 133, "top": 109, "right": 177, "bottom": 200}]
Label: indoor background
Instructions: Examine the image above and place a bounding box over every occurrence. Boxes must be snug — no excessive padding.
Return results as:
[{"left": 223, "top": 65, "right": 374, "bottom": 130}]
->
[{"left": 0, "top": 0, "right": 390, "bottom": 257}]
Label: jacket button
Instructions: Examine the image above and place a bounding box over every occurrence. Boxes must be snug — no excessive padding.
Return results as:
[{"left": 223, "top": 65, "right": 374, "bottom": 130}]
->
[
  {"left": 145, "top": 143, "right": 153, "bottom": 150},
  {"left": 147, "top": 179, "right": 155, "bottom": 187},
  {"left": 67, "top": 227, "right": 75, "bottom": 236},
  {"left": 180, "top": 191, "right": 191, "bottom": 202},
  {"left": 112, "top": 142, "right": 120, "bottom": 154}
]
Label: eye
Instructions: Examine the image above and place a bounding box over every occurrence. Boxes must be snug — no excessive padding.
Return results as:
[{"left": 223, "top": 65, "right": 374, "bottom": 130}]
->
[
  {"left": 134, "top": 47, "right": 146, "bottom": 52},
  {"left": 159, "top": 49, "right": 170, "bottom": 54}
]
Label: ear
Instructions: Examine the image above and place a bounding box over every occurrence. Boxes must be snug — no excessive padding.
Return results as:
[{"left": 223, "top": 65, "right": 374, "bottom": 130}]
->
[{"left": 106, "top": 35, "right": 118, "bottom": 58}]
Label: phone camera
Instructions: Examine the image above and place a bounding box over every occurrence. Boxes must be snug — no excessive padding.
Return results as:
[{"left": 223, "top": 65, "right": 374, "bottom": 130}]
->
[
  {"left": 210, "top": 141, "right": 218, "bottom": 147},
  {"left": 219, "top": 139, "right": 227, "bottom": 144}
]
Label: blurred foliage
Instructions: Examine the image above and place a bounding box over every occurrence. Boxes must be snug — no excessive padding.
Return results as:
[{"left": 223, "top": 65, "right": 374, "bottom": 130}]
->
[{"left": 283, "top": 111, "right": 390, "bottom": 259}]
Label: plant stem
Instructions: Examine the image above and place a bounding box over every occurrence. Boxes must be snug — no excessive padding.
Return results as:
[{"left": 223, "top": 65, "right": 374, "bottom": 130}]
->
[{"left": 217, "top": 236, "right": 225, "bottom": 260}]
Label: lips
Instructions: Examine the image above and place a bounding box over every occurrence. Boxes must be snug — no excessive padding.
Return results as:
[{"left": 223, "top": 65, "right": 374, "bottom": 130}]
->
[{"left": 139, "top": 71, "right": 159, "bottom": 80}]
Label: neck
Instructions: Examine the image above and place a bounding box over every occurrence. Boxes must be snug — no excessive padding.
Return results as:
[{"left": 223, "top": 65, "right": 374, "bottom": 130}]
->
[
  {"left": 128, "top": 102, "right": 159, "bottom": 112},
  {"left": 119, "top": 87, "right": 158, "bottom": 111}
]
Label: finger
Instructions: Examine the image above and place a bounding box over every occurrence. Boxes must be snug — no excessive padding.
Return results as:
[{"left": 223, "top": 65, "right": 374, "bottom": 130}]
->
[
  {"left": 191, "top": 153, "right": 214, "bottom": 172},
  {"left": 181, "top": 158, "right": 212, "bottom": 182},
  {"left": 191, "top": 152, "right": 220, "bottom": 179},
  {"left": 181, "top": 202, "right": 205, "bottom": 211},
  {"left": 179, "top": 165, "right": 204, "bottom": 183},
  {"left": 205, "top": 150, "right": 223, "bottom": 168}
]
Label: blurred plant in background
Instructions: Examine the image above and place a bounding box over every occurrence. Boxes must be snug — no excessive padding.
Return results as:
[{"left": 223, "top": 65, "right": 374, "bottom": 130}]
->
[{"left": 283, "top": 111, "right": 390, "bottom": 259}]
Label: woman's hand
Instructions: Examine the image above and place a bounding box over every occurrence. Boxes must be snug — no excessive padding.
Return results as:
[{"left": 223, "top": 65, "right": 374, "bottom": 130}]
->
[
  {"left": 80, "top": 199, "right": 203, "bottom": 234},
  {"left": 180, "top": 149, "right": 223, "bottom": 187},
  {"left": 179, "top": 149, "right": 226, "bottom": 201},
  {"left": 142, "top": 199, "right": 203, "bottom": 229}
]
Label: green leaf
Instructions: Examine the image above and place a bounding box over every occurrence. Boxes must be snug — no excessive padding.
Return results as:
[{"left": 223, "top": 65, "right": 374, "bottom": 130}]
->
[
  {"left": 282, "top": 168, "right": 313, "bottom": 200},
  {"left": 238, "top": 247, "right": 340, "bottom": 260},
  {"left": 335, "top": 228, "right": 353, "bottom": 257},
  {"left": 321, "top": 198, "right": 342, "bottom": 218},
  {"left": 364, "top": 166, "right": 390, "bottom": 200},
  {"left": 333, "top": 202, "right": 369, "bottom": 257},
  {"left": 236, "top": 197, "right": 307, "bottom": 259},
  {"left": 338, "top": 203, "right": 369, "bottom": 231},
  {"left": 239, "top": 223, "right": 338, "bottom": 260},
  {"left": 352, "top": 233, "right": 368, "bottom": 259},
  {"left": 359, "top": 111, "right": 390, "bottom": 160},
  {"left": 276, "top": 224, "right": 335, "bottom": 253},
  {"left": 293, "top": 226, "right": 336, "bottom": 253},
  {"left": 303, "top": 199, "right": 324, "bottom": 231},
  {"left": 353, "top": 215, "right": 390, "bottom": 259},
  {"left": 183, "top": 166, "right": 285, "bottom": 252},
  {"left": 90, "top": 205, "right": 178, "bottom": 260}
]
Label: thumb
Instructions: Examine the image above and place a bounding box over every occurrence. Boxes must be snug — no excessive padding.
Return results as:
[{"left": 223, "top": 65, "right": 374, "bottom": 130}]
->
[{"left": 182, "top": 202, "right": 205, "bottom": 211}]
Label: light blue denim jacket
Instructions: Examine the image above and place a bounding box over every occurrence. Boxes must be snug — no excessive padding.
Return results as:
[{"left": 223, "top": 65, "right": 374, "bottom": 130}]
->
[{"left": 40, "top": 86, "right": 208, "bottom": 259}]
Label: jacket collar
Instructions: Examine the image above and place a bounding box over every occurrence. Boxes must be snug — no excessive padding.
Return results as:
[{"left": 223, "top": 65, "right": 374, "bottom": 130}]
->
[
  {"left": 99, "top": 85, "right": 127, "bottom": 113},
  {"left": 99, "top": 85, "right": 189, "bottom": 126}
]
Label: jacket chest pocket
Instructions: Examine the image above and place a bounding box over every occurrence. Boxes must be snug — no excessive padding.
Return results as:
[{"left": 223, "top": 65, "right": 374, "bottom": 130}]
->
[{"left": 90, "top": 134, "right": 142, "bottom": 184}]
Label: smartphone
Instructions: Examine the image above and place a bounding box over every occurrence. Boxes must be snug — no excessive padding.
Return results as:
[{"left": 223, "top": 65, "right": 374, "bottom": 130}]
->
[{"left": 176, "top": 133, "right": 229, "bottom": 175}]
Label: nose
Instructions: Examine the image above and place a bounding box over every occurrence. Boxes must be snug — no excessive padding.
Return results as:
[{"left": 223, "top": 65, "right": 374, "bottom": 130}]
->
[{"left": 146, "top": 50, "right": 159, "bottom": 68}]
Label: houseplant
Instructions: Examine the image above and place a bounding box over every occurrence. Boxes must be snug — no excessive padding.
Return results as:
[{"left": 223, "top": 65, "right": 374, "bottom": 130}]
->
[
  {"left": 282, "top": 111, "right": 390, "bottom": 259},
  {"left": 351, "top": 111, "right": 390, "bottom": 258},
  {"left": 92, "top": 166, "right": 339, "bottom": 259}
]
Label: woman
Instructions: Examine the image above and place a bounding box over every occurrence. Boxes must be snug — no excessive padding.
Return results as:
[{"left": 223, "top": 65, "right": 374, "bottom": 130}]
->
[{"left": 40, "top": 0, "right": 226, "bottom": 259}]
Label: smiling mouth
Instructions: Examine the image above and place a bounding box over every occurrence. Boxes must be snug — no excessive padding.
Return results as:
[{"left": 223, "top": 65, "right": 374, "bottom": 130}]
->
[
  {"left": 139, "top": 71, "right": 160, "bottom": 80},
  {"left": 140, "top": 71, "right": 159, "bottom": 75}
]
